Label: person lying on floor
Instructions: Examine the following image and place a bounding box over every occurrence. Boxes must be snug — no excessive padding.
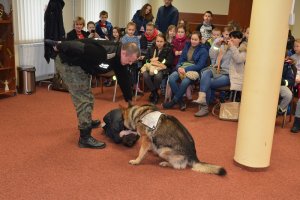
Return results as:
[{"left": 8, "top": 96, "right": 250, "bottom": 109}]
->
[
  {"left": 102, "top": 108, "right": 139, "bottom": 147},
  {"left": 45, "top": 38, "right": 140, "bottom": 149}
]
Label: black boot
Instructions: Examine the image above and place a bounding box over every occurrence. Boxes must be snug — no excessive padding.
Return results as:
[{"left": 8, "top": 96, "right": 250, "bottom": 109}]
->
[
  {"left": 149, "top": 91, "right": 155, "bottom": 102},
  {"left": 291, "top": 117, "right": 300, "bottom": 133},
  {"left": 78, "top": 127, "right": 106, "bottom": 149},
  {"left": 91, "top": 119, "right": 100, "bottom": 129},
  {"left": 151, "top": 90, "right": 159, "bottom": 104},
  {"left": 162, "top": 98, "right": 178, "bottom": 109}
]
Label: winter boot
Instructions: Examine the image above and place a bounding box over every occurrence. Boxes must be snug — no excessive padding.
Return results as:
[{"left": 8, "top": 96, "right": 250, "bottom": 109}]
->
[
  {"left": 192, "top": 92, "right": 206, "bottom": 104},
  {"left": 291, "top": 117, "right": 300, "bottom": 133},
  {"left": 194, "top": 103, "right": 209, "bottom": 117},
  {"left": 78, "top": 127, "right": 106, "bottom": 149}
]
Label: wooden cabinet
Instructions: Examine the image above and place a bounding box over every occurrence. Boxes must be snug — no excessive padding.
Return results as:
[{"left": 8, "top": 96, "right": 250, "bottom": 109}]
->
[{"left": 0, "top": 16, "right": 16, "bottom": 97}]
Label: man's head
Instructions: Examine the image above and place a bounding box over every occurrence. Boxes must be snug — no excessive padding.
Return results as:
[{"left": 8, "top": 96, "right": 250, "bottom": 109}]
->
[
  {"left": 203, "top": 11, "right": 213, "bottom": 24},
  {"left": 120, "top": 43, "right": 140, "bottom": 65},
  {"left": 164, "top": 0, "right": 173, "bottom": 7},
  {"left": 99, "top": 10, "right": 108, "bottom": 23}
]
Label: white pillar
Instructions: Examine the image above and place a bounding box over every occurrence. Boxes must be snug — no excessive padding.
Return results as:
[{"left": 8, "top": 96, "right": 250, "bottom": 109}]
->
[{"left": 234, "top": 0, "right": 293, "bottom": 169}]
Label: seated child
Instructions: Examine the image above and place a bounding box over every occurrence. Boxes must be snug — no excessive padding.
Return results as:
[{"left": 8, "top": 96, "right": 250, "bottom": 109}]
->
[
  {"left": 141, "top": 33, "right": 173, "bottom": 104},
  {"left": 95, "top": 10, "right": 113, "bottom": 40}
]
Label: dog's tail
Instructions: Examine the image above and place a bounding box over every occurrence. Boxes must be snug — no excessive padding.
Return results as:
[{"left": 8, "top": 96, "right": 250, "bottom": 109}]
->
[{"left": 191, "top": 161, "right": 227, "bottom": 176}]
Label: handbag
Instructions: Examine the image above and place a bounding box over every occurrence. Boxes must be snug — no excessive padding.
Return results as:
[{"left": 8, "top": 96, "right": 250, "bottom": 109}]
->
[
  {"left": 219, "top": 102, "right": 240, "bottom": 121},
  {"left": 179, "top": 62, "right": 199, "bottom": 80}
]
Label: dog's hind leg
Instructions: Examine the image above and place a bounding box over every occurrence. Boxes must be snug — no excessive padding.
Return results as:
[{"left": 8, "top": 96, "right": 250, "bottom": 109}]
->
[
  {"left": 168, "top": 155, "right": 188, "bottom": 169},
  {"left": 157, "top": 148, "right": 173, "bottom": 168},
  {"left": 129, "top": 135, "right": 151, "bottom": 165}
]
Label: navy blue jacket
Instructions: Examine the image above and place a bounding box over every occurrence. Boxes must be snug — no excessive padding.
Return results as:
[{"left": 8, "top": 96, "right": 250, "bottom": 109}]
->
[
  {"left": 281, "top": 61, "right": 295, "bottom": 87},
  {"left": 155, "top": 4, "right": 179, "bottom": 33},
  {"left": 132, "top": 10, "right": 153, "bottom": 35},
  {"left": 95, "top": 20, "right": 113, "bottom": 39},
  {"left": 176, "top": 42, "right": 209, "bottom": 73}
]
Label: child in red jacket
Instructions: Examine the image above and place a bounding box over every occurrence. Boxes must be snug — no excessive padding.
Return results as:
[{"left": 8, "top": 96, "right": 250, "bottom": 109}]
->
[{"left": 171, "top": 24, "right": 189, "bottom": 71}]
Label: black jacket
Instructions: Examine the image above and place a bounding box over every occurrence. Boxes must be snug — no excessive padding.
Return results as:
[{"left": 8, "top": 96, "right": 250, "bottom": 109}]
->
[
  {"left": 44, "top": 0, "right": 65, "bottom": 63},
  {"left": 57, "top": 39, "right": 133, "bottom": 102},
  {"left": 144, "top": 44, "right": 174, "bottom": 71},
  {"left": 140, "top": 34, "right": 155, "bottom": 55},
  {"left": 66, "top": 29, "right": 89, "bottom": 40},
  {"left": 281, "top": 61, "right": 295, "bottom": 87},
  {"left": 102, "top": 108, "right": 139, "bottom": 147}
]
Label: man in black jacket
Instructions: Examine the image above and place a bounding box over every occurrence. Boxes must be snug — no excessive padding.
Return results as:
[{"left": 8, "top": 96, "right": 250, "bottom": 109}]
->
[
  {"left": 47, "top": 39, "right": 140, "bottom": 148},
  {"left": 155, "top": 0, "right": 179, "bottom": 33}
]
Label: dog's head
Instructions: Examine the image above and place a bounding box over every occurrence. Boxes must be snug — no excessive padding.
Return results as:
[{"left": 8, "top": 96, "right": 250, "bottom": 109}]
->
[{"left": 120, "top": 104, "right": 136, "bottom": 130}]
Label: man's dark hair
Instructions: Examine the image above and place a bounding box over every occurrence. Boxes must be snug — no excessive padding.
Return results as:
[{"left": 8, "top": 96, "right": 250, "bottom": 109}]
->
[
  {"left": 204, "top": 11, "right": 213, "bottom": 17},
  {"left": 229, "top": 31, "right": 243, "bottom": 39}
]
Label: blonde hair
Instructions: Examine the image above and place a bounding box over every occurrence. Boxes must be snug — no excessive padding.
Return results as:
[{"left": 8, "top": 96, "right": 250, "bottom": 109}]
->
[
  {"left": 295, "top": 39, "right": 300, "bottom": 44},
  {"left": 73, "top": 16, "right": 85, "bottom": 28},
  {"left": 146, "top": 22, "right": 155, "bottom": 28},
  {"left": 223, "top": 26, "right": 234, "bottom": 33},
  {"left": 212, "top": 27, "right": 221, "bottom": 33},
  {"left": 126, "top": 21, "right": 136, "bottom": 29}
]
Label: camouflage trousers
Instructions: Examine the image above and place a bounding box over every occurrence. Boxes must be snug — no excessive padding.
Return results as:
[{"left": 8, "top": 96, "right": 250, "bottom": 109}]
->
[{"left": 55, "top": 58, "right": 94, "bottom": 130}]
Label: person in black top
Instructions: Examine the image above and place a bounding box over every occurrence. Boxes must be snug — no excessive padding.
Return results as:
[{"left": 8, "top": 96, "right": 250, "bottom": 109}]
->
[
  {"left": 155, "top": 0, "right": 179, "bottom": 33},
  {"left": 66, "top": 16, "right": 89, "bottom": 40},
  {"left": 45, "top": 39, "right": 140, "bottom": 148}
]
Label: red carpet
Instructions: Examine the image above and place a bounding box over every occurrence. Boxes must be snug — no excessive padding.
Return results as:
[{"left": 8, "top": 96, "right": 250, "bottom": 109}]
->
[{"left": 0, "top": 85, "right": 299, "bottom": 200}]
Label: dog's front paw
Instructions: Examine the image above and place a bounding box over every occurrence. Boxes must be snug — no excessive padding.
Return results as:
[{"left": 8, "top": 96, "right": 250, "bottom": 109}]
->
[{"left": 129, "top": 159, "right": 140, "bottom": 165}]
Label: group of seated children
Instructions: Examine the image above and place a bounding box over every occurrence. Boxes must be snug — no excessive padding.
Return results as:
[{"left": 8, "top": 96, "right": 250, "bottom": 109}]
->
[{"left": 65, "top": 10, "right": 300, "bottom": 128}]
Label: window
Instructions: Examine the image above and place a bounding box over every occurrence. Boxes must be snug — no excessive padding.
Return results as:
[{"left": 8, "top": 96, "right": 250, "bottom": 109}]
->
[
  {"left": 80, "top": 0, "right": 113, "bottom": 27},
  {"left": 14, "top": 0, "right": 49, "bottom": 43}
]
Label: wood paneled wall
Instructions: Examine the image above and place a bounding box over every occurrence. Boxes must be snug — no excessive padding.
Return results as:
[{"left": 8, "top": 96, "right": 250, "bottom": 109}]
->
[{"left": 179, "top": 0, "right": 253, "bottom": 32}]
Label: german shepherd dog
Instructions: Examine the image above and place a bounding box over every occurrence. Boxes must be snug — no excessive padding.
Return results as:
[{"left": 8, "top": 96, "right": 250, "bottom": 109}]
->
[{"left": 121, "top": 104, "right": 226, "bottom": 176}]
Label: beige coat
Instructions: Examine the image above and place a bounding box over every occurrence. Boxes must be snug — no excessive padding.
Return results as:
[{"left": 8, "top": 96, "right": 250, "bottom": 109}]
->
[{"left": 229, "top": 42, "right": 247, "bottom": 91}]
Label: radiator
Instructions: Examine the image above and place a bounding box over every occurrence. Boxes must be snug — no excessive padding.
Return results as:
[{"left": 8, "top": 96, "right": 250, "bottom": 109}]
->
[{"left": 18, "top": 43, "right": 55, "bottom": 81}]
